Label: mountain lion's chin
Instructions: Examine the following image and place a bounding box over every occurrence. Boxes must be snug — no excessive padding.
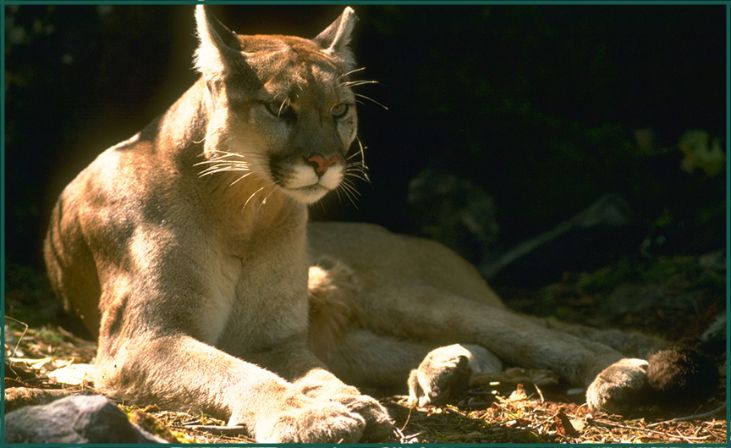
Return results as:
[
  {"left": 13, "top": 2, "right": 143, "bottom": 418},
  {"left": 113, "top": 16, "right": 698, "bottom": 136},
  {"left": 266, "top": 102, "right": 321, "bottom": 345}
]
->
[{"left": 284, "top": 184, "right": 331, "bottom": 204}]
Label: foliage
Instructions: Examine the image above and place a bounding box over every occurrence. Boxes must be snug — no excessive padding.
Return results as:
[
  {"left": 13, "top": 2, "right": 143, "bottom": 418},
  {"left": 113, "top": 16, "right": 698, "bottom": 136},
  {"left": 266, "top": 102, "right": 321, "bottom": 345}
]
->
[{"left": 6, "top": 5, "right": 726, "bottom": 269}]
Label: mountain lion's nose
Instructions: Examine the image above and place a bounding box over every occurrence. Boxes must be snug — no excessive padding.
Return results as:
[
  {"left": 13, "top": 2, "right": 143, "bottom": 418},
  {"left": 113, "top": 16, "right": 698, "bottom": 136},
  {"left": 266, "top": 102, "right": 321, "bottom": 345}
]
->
[{"left": 304, "top": 153, "right": 340, "bottom": 176}]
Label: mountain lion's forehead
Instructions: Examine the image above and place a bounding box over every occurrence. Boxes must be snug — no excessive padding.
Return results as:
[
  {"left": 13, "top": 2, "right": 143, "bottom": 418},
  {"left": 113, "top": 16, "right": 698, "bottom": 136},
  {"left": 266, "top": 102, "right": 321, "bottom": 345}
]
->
[
  {"left": 239, "top": 35, "right": 339, "bottom": 69},
  {"left": 261, "top": 61, "right": 345, "bottom": 103},
  {"left": 237, "top": 35, "right": 345, "bottom": 98}
]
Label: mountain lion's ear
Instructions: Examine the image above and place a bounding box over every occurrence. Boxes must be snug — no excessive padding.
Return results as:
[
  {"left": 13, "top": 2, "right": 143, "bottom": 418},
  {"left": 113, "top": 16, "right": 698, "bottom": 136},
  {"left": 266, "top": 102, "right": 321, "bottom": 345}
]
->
[
  {"left": 314, "top": 7, "right": 357, "bottom": 68},
  {"left": 194, "top": 5, "right": 244, "bottom": 77}
]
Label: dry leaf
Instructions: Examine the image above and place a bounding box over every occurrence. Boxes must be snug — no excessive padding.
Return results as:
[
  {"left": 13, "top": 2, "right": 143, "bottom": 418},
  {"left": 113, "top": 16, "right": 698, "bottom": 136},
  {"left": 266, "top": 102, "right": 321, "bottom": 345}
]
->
[
  {"left": 48, "top": 363, "right": 95, "bottom": 386},
  {"left": 554, "top": 409, "right": 580, "bottom": 437},
  {"left": 508, "top": 384, "right": 528, "bottom": 402}
]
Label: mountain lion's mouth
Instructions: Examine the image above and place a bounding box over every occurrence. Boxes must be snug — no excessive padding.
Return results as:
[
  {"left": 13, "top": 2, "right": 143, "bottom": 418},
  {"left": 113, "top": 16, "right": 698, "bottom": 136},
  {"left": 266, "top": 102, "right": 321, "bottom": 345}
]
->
[{"left": 291, "top": 183, "right": 329, "bottom": 193}]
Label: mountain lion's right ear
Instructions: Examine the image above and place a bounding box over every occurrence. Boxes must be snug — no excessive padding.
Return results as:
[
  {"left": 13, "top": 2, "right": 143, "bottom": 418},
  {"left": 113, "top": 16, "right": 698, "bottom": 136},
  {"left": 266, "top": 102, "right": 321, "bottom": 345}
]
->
[{"left": 194, "top": 5, "right": 244, "bottom": 77}]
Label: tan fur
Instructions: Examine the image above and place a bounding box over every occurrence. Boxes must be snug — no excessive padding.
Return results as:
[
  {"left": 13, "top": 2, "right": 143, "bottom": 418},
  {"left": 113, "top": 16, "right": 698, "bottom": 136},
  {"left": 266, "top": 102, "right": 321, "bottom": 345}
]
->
[
  {"left": 308, "top": 258, "right": 363, "bottom": 355},
  {"left": 44, "top": 6, "right": 667, "bottom": 442}
]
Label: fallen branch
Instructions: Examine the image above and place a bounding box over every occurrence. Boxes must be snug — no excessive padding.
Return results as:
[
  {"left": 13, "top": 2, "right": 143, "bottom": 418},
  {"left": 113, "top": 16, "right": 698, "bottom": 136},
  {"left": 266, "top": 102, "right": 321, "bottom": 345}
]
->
[
  {"left": 5, "top": 387, "right": 77, "bottom": 413},
  {"left": 646, "top": 404, "right": 726, "bottom": 427}
]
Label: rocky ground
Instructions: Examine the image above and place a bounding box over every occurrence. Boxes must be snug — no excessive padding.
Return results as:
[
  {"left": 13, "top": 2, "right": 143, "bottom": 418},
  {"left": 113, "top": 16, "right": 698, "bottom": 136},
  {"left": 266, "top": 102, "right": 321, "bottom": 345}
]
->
[{"left": 4, "top": 252, "right": 727, "bottom": 443}]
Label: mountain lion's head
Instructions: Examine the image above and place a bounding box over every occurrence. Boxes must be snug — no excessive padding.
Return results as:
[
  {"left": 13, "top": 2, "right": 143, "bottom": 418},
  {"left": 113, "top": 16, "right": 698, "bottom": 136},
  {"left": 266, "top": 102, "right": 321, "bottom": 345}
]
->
[{"left": 194, "top": 6, "right": 362, "bottom": 204}]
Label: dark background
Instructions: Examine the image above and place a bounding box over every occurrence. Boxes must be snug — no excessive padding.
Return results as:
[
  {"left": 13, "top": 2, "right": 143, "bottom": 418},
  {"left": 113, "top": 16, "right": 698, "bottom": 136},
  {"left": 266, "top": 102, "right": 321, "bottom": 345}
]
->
[{"left": 6, "top": 5, "right": 726, "bottom": 287}]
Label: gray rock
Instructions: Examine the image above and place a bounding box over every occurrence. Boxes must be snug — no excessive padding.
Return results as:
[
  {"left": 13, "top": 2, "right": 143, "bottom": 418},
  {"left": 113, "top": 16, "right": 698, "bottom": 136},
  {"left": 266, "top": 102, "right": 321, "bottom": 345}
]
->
[{"left": 5, "top": 394, "right": 164, "bottom": 443}]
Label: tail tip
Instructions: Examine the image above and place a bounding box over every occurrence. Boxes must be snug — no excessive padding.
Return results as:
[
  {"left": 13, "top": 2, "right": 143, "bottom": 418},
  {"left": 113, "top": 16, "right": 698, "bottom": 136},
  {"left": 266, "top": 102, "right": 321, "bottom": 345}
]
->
[{"left": 647, "top": 347, "right": 719, "bottom": 406}]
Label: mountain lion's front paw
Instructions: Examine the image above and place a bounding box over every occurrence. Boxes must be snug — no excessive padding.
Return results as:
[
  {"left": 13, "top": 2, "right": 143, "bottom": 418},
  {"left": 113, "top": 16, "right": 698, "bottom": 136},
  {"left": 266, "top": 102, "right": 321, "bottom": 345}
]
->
[
  {"left": 332, "top": 390, "right": 394, "bottom": 442},
  {"left": 254, "top": 398, "right": 365, "bottom": 443},
  {"left": 586, "top": 358, "right": 650, "bottom": 413},
  {"left": 408, "top": 345, "right": 472, "bottom": 407}
]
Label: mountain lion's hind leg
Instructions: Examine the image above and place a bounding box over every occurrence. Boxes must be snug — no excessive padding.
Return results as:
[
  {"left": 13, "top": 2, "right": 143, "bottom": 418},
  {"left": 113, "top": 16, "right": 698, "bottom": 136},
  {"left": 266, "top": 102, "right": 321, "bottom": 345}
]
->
[
  {"left": 363, "top": 288, "right": 658, "bottom": 411},
  {"left": 370, "top": 288, "right": 623, "bottom": 385},
  {"left": 523, "top": 315, "right": 667, "bottom": 359}
]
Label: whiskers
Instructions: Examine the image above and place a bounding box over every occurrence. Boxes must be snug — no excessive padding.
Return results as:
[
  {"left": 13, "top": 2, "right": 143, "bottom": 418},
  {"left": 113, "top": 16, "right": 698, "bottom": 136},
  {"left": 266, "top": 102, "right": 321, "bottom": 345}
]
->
[
  {"left": 355, "top": 93, "right": 389, "bottom": 111},
  {"left": 242, "top": 185, "right": 267, "bottom": 212},
  {"left": 335, "top": 67, "right": 381, "bottom": 209},
  {"left": 338, "top": 66, "right": 368, "bottom": 79},
  {"left": 194, "top": 149, "right": 251, "bottom": 182},
  {"left": 195, "top": 149, "right": 266, "bottom": 188},
  {"left": 341, "top": 80, "right": 380, "bottom": 88},
  {"left": 336, "top": 137, "right": 371, "bottom": 209},
  {"left": 338, "top": 66, "right": 389, "bottom": 111},
  {"left": 337, "top": 178, "right": 361, "bottom": 209},
  {"left": 346, "top": 137, "right": 371, "bottom": 183},
  {"left": 194, "top": 148, "right": 276, "bottom": 213}
]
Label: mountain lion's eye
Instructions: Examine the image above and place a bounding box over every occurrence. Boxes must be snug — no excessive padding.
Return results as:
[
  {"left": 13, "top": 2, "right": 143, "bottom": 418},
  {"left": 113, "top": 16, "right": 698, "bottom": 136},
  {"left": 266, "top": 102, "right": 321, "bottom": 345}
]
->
[
  {"left": 264, "top": 101, "right": 295, "bottom": 119},
  {"left": 331, "top": 103, "right": 349, "bottom": 119}
]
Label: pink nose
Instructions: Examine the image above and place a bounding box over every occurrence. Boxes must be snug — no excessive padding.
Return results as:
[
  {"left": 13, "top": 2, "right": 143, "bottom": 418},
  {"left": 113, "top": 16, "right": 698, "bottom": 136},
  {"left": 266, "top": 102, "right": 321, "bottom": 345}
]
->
[{"left": 304, "top": 154, "right": 340, "bottom": 176}]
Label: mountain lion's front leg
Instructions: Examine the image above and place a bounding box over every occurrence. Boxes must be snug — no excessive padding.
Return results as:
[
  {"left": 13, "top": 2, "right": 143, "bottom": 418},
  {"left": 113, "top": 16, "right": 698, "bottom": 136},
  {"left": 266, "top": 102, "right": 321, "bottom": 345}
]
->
[
  {"left": 95, "top": 333, "right": 365, "bottom": 443},
  {"left": 89, "top": 232, "right": 367, "bottom": 443}
]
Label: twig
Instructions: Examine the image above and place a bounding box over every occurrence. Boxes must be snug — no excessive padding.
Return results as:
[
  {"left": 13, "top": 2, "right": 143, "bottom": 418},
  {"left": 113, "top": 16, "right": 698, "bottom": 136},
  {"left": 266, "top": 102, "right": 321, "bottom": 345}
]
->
[
  {"left": 677, "top": 429, "right": 711, "bottom": 441},
  {"left": 5, "top": 316, "right": 29, "bottom": 357},
  {"left": 646, "top": 404, "right": 726, "bottom": 427},
  {"left": 180, "top": 425, "right": 248, "bottom": 436},
  {"left": 393, "top": 425, "right": 422, "bottom": 443},
  {"left": 591, "top": 418, "right": 712, "bottom": 442},
  {"left": 532, "top": 383, "right": 545, "bottom": 403},
  {"left": 529, "top": 412, "right": 558, "bottom": 430},
  {"left": 399, "top": 405, "right": 414, "bottom": 432}
]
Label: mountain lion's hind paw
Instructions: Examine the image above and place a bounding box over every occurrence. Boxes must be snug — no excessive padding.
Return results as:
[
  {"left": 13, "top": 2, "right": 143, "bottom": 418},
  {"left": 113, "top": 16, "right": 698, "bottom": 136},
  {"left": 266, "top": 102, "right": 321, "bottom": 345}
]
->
[
  {"left": 408, "top": 346, "right": 472, "bottom": 407},
  {"left": 586, "top": 358, "right": 649, "bottom": 414}
]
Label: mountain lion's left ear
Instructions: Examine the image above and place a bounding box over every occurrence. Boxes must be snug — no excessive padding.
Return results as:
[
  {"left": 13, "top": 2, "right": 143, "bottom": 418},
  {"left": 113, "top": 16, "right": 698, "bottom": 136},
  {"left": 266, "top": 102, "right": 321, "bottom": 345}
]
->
[{"left": 314, "top": 7, "right": 357, "bottom": 68}]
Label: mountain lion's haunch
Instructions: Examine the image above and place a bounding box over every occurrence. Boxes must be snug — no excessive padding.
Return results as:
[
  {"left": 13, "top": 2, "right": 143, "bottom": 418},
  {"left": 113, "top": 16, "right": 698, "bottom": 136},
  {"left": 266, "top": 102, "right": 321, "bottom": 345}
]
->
[{"left": 44, "top": 6, "right": 710, "bottom": 443}]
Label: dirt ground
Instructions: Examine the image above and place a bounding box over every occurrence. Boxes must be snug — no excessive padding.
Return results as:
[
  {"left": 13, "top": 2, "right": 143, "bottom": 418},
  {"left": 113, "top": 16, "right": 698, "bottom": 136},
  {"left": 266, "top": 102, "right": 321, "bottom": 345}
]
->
[{"left": 4, "top": 253, "right": 727, "bottom": 443}]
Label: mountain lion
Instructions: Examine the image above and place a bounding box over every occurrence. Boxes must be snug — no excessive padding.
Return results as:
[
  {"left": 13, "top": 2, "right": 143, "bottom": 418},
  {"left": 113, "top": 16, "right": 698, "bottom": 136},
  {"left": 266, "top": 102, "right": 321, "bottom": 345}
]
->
[{"left": 44, "top": 6, "right": 701, "bottom": 443}]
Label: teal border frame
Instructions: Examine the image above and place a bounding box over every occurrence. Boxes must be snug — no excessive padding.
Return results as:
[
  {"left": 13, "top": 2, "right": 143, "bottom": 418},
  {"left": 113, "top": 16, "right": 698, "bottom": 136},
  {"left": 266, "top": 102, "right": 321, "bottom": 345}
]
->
[
  {"left": 1, "top": 1, "right": 728, "bottom": 447},
  {"left": 725, "top": 4, "right": 730, "bottom": 446}
]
